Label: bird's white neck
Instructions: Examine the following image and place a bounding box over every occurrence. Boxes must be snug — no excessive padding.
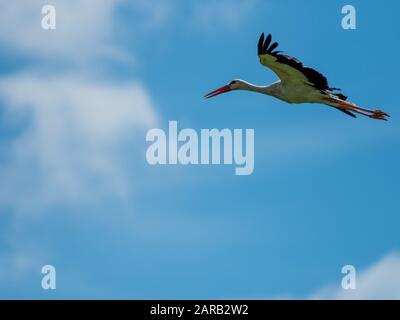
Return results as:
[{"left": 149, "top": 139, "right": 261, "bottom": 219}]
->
[{"left": 238, "top": 81, "right": 280, "bottom": 97}]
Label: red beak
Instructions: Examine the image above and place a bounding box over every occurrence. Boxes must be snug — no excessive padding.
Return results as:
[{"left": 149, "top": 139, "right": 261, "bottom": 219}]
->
[{"left": 204, "top": 85, "right": 231, "bottom": 99}]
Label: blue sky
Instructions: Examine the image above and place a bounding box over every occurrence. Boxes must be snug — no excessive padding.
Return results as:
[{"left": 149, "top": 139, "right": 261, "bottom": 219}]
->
[{"left": 0, "top": 0, "right": 399, "bottom": 299}]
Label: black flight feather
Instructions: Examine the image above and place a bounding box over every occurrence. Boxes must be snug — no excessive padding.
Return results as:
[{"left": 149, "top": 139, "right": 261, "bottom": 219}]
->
[
  {"left": 334, "top": 107, "right": 357, "bottom": 118},
  {"left": 257, "top": 33, "right": 264, "bottom": 55},
  {"left": 263, "top": 34, "right": 272, "bottom": 54},
  {"left": 267, "top": 42, "right": 279, "bottom": 54},
  {"left": 257, "top": 32, "right": 347, "bottom": 101}
]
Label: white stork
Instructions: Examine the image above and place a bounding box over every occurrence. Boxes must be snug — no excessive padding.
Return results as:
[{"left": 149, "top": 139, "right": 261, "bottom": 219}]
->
[{"left": 205, "top": 33, "right": 389, "bottom": 121}]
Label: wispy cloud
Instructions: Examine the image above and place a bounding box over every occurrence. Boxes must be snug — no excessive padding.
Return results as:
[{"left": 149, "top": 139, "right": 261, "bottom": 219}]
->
[
  {"left": 128, "top": 0, "right": 174, "bottom": 29},
  {"left": 0, "top": 73, "right": 157, "bottom": 212},
  {"left": 0, "top": 0, "right": 162, "bottom": 213},
  {"left": 191, "top": 0, "right": 257, "bottom": 31},
  {"left": 310, "top": 252, "right": 400, "bottom": 299},
  {"left": 0, "top": 0, "right": 130, "bottom": 63}
]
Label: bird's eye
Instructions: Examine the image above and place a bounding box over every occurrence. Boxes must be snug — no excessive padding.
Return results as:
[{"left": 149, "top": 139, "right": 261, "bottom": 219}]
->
[{"left": 230, "top": 81, "right": 237, "bottom": 85}]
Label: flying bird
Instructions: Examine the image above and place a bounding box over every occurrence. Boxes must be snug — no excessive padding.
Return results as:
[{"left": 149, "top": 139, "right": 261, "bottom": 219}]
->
[{"left": 205, "top": 33, "right": 389, "bottom": 121}]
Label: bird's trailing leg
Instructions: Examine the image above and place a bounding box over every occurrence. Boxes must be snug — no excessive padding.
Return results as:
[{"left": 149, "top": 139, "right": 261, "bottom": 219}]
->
[{"left": 334, "top": 100, "right": 390, "bottom": 121}]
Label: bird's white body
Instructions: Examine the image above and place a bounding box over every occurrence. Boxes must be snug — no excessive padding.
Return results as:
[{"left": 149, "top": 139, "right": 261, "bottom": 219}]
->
[
  {"left": 273, "top": 82, "right": 325, "bottom": 104},
  {"left": 234, "top": 80, "right": 327, "bottom": 104}
]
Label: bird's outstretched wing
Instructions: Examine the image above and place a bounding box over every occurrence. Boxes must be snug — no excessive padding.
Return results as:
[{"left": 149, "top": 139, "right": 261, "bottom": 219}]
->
[
  {"left": 257, "top": 33, "right": 344, "bottom": 97},
  {"left": 258, "top": 33, "right": 354, "bottom": 117}
]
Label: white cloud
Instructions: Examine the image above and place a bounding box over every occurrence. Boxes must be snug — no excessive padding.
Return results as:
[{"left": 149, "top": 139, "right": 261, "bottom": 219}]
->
[
  {"left": 129, "top": 0, "right": 174, "bottom": 29},
  {"left": 0, "top": 0, "right": 163, "bottom": 292},
  {"left": 0, "top": 0, "right": 256, "bottom": 67},
  {"left": 0, "top": 73, "right": 158, "bottom": 212},
  {"left": 310, "top": 252, "right": 400, "bottom": 299},
  {"left": 0, "top": 0, "right": 165, "bottom": 213},
  {"left": 0, "top": 249, "right": 44, "bottom": 286},
  {"left": 0, "top": 0, "right": 129, "bottom": 62},
  {"left": 0, "top": 0, "right": 259, "bottom": 60},
  {"left": 191, "top": 0, "right": 256, "bottom": 31}
]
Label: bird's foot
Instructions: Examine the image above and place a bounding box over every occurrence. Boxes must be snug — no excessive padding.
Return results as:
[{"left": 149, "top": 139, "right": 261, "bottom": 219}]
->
[{"left": 369, "top": 110, "right": 390, "bottom": 121}]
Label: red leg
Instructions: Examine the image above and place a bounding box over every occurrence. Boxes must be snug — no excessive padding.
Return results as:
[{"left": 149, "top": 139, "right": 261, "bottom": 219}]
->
[{"left": 337, "top": 100, "right": 390, "bottom": 121}]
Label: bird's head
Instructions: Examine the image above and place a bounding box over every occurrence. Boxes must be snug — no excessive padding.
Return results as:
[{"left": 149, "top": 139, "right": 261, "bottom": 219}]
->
[{"left": 204, "top": 79, "right": 247, "bottom": 99}]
